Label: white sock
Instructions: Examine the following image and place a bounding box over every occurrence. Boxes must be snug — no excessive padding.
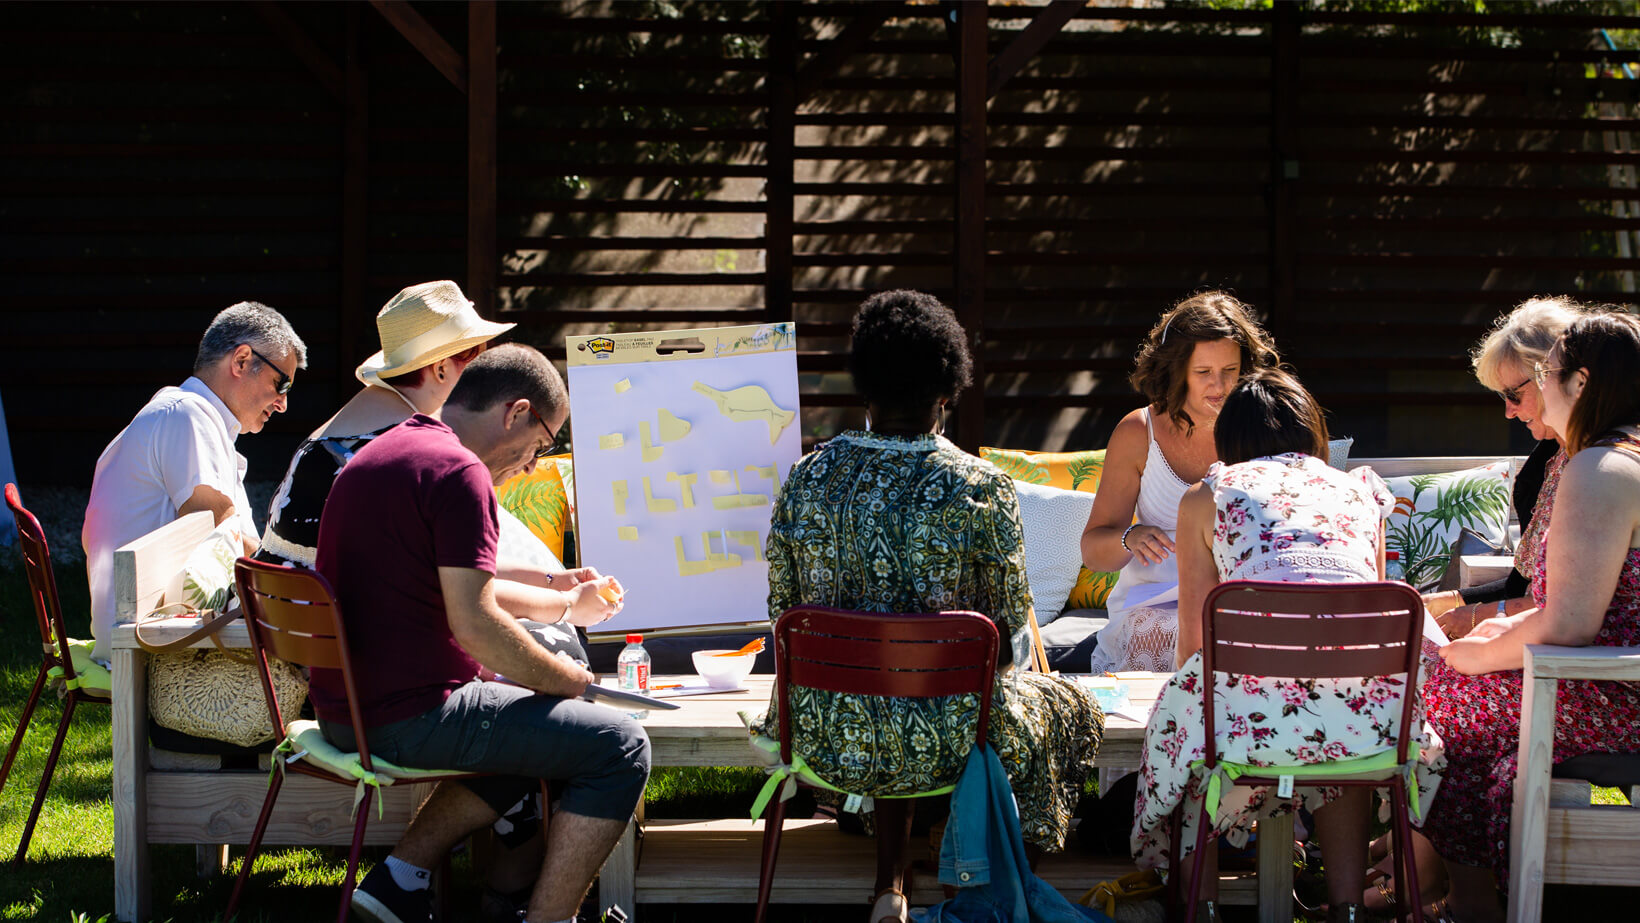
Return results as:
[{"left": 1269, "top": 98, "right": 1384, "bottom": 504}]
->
[{"left": 384, "top": 855, "right": 431, "bottom": 892}]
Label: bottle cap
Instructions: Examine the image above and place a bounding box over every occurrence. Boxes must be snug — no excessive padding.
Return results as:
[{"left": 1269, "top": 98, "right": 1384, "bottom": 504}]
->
[
  {"left": 1385, "top": 551, "right": 1400, "bottom": 560},
  {"left": 626, "top": 633, "right": 643, "bottom": 643}
]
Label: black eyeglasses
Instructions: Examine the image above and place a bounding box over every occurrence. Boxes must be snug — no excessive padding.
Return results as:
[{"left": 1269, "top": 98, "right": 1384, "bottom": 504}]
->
[
  {"left": 1496, "top": 375, "right": 1532, "bottom": 405},
  {"left": 526, "top": 405, "right": 564, "bottom": 459},
  {"left": 247, "top": 346, "right": 293, "bottom": 395}
]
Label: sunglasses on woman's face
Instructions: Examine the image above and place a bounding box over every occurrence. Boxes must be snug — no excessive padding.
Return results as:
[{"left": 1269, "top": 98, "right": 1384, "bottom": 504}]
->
[{"left": 1496, "top": 375, "right": 1531, "bottom": 405}]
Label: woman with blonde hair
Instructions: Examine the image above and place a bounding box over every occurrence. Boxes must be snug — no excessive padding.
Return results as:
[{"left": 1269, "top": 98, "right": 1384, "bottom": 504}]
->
[
  {"left": 1422, "top": 310, "right": 1640, "bottom": 922},
  {"left": 1422, "top": 297, "right": 1588, "bottom": 639},
  {"left": 1080, "top": 291, "right": 1281, "bottom": 672}
]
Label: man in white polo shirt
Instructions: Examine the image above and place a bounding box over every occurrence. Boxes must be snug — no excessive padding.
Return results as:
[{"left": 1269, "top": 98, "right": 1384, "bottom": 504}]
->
[{"left": 83, "top": 301, "right": 307, "bottom": 661}]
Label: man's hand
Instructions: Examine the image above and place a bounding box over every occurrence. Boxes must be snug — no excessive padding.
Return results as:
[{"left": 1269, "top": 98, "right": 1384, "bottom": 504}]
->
[
  {"left": 441, "top": 566, "right": 594, "bottom": 698},
  {"left": 562, "top": 576, "right": 625, "bottom": 627},
  {"left": 556, "top": 566, "right": 603, "bottom": 587}
]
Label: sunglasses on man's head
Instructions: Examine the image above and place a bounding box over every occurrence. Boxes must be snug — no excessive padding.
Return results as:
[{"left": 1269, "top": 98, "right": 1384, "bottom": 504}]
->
[{"left": 248, "top": 346, "right": 293, "bottom": 395}]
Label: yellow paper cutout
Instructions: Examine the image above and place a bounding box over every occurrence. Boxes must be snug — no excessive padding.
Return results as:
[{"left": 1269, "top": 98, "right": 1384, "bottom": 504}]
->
[
  {"left": 617, "top": 526, "right": 639, "bottom": 541},
  {"left": 666, "top": 472, "right": 699, "bottom": 509},
  {"left": 614, "top": 378, "right": 632, "bottom": 393},
  {"left": 612, "top": 481, "right": 629, "bottom": 516},
  {"left": 673, "top": 536, "right": 713, "bottom": 576},
  {"left": 643, "top": 476, "right": 678, "bottom": 513},
  {"left": 702, "top": 531, "right": 743, "bottom": 570},
  {"left": 640, "top": 421, "right": 662, "bottom": 463},
  {"left": 598, "top": 433, "right": 625, "bottom": 450},
  {"left": 727, "top": 530, "right": 763, "bottom": 562},
  {"left": 657, "top": 408, "right": 692, "bottom": 442},
  {"left": 692, "top": 381, "right": 796, "bottom": 445},
  {"left": 708, "top": 469, "right": 734, "bottom": 484},
  {"left": 708, "top": 470, "right": 769, "bottom": 509}
]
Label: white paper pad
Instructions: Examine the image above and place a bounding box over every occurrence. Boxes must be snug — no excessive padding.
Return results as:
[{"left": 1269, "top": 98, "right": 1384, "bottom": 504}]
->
[
  {"left": 1423, "top": 611, "right": 1449, "bottom": 649},
  {"left": 583, "top": 683, "right": 681, "bottom": 710},
  {"left": 649, "top": 682, "right": 749, "bottom": 698}
]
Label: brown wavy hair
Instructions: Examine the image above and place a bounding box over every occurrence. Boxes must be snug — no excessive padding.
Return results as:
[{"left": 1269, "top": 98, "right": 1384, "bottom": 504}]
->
[
  {"left": 1129, "top": 291, "right": 1281, "bottom": 434},
  {"left": 1556, "top": 310, "right": 1640, "bottom": 454}
]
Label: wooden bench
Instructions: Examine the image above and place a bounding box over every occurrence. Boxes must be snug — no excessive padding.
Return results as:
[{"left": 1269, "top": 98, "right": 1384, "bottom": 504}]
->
[{"left": 108, "top": 513, "right": 435, "bottom": 923}]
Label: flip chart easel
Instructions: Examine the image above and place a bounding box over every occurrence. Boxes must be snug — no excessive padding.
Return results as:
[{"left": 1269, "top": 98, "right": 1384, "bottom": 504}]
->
[{"left": 566, "top": 324, "right": 800, "bottom": 635}]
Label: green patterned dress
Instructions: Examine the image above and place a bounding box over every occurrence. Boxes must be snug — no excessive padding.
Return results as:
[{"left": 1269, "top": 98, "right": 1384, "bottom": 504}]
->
[{"left": 751, "top": 431, "right": 1104, "bottom": 850}]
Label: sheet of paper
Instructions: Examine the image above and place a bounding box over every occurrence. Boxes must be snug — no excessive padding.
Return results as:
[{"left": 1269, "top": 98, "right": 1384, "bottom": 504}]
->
[
  {"left": 648, "top": 682, "right": 750, "bottom": 698},
  {"left": 1423, "top": 611, "right": 1449, "bottom": 648},
  {"left": 582, "top": 683, "right": 681, "bottom": 711}
]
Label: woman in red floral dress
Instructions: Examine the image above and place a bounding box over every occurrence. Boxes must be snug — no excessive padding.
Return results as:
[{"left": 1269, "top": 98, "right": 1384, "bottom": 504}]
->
[{"left": 1422, "top": 311, "right": 1640, "bottom": 923}]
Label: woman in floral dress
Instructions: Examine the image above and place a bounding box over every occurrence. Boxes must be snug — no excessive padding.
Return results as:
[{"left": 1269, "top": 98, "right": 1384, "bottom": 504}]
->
[
  {"left": 1423, "top": 311, "right": 1640, "bottom": 923},
  {"left": 1132, "top": 370, "right": 1446, "bottom": 923},
  {"left": 751, "top": 290, "right": 1104, "bottom": 923}
]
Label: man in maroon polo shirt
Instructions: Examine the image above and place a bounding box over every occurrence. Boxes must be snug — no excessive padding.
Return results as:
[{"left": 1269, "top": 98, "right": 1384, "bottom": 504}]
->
[{"left": 314, "top": 344, "right": 649, "bottom": 923}]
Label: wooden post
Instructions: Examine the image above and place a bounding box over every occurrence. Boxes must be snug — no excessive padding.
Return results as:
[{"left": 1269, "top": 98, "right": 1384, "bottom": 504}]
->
[
  {"left": 1267, "top": 3, "right": 1299, "bottom": 339},
  {"left": 953, "top": 1, "right": 987, "bottom": 452},
  {"left": 339, "top": 3, "right": 368, "bottom": 395},
  {"left": 467, "top": 1, "right": 498, "bottom": 315},
  {"left": 765, "top": 2, "right": 795, "bottom": 325}
]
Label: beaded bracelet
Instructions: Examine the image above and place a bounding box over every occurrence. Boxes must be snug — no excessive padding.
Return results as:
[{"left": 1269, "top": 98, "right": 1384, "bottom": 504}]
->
[{"left": 1121, "top": 523, "right": 1141, "bottom": 553}]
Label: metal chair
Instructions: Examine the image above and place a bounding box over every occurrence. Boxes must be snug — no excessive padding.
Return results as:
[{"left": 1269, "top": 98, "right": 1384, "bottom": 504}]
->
[
  {"left": 1, "top": 482, "right": 111, "bottom": 864},
  {"left": 1175, "top": 580, "right": 1427, "bottom": 923},
  {"left": 226, "top": 557, "right": 492, "bottom": 923},
  {"left": 754, "top": 605, "right": 999, "bottom": 923}
]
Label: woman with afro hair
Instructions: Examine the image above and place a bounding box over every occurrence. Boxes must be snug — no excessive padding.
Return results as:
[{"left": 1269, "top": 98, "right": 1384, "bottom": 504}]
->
[{"left": 750, "top": 290, "right": 1104, "bottom": 923}]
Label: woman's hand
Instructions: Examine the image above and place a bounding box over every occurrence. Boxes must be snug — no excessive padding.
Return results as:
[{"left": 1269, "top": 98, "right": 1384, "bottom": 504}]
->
[
  {"left": 1422, "top": 590, "right": 1463, "bottom": 620},
  {"left": 562, "top": 576, "right": 624, "bottom": 627},
  {"left": 1125, "top": 524, "right": 1175, "bottom": 566},
  {"left": 1438, "top": 635, "right": 1496, "bottom": 675},
  {"left": 554, "top": 566, "right": 603, "bottom": 587},
  {"left": 1434, "top": 602, "right": 1485, "bottom": 640}
]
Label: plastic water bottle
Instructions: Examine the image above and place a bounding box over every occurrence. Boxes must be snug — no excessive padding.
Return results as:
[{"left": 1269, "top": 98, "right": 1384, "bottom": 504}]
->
[
  {"left": 616, "top": 633, "right": 650, "bottom": 720},
  {"left": 1385, "top": 550, "right": 1406, "bottom": 583}
]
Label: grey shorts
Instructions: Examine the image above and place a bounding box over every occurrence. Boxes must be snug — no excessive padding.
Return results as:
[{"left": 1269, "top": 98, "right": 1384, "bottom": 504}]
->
[{"left": 322, "top": 681, "right": 650, "bottom": 823}]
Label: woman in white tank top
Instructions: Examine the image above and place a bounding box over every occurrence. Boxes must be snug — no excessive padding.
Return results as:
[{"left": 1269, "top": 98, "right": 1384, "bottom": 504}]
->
[{"left": 1081, "top": 292, "right": 1282, "bottom": 673}]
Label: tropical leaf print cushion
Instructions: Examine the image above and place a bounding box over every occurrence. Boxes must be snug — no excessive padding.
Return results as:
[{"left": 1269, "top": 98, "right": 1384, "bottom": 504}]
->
[
  {"left": 1380, "top": 460, "right": 1513, "bottom": 590},
  {"left": 497, "top": 454, "right": 572, "bottom": 562},
  {"left": 979, "top": 447, "right": 1118, "bottom": 609}
]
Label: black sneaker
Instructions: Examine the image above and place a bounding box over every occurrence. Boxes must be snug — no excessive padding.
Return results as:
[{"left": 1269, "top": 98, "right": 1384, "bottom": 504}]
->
[{"left": 351, "top": 864, "right": 433, "bottom": 923}]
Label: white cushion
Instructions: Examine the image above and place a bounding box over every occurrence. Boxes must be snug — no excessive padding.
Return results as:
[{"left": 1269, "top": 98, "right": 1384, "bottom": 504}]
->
[
  {"left": 1012, "top": 480, "right": 1098, "bottom": 625},
  {"left": 1379, "top": 460, "right": 1514, "bottom": 590}
]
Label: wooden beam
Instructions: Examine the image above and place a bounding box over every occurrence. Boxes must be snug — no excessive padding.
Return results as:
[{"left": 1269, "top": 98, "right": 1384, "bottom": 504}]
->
[
  {"left": 467, "top": 0, "right": 497, "bottom": 314},
  {"left": 953, "top": 1, "right": 987, "bottom": 451},
  {"left": 792, "top": 1, "right": 906, "bottom": 106},
  {"left": 369, "top": 0, "right": 467, "bottom": 94},
  {"left": 248, "top": 1, "right": 345, "bottom": 101},
  {"left": 986, "top": 0, "right": 1085, "bottom": 99},
  {"left": 339, "top": 2, "right": 369, "bottom": 395},
  {"left": 765, "top": 1, "right": 796, "bottom": 324}
]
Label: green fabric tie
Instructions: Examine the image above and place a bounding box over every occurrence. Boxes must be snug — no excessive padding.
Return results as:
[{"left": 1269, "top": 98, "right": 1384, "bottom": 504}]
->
[
  {"left": 1191, "top": 744, "right": 1422, "bottom": 823},
  {"left": 746, "top": 733, "right": 958, "bottom": 820}
]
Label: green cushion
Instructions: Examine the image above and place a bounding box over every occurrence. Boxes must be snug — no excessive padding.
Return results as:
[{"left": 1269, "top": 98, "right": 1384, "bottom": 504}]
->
[{"left": 47, "top": 639, "right": 111, "bottom": 697}]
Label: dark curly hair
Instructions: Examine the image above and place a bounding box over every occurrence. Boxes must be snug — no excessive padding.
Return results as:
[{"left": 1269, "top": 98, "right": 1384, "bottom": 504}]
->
[
  {"left": 1129, "top": 290, "right": 1281, "bottom": 434},
  {"left": 848, "top": 290, "right": 974, "bottom": 419}
]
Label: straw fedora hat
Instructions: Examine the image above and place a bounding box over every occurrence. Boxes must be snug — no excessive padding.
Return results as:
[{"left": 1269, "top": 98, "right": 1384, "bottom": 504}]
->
[{"left": 355, "top": 281, "right": 515, "bottom": 388}]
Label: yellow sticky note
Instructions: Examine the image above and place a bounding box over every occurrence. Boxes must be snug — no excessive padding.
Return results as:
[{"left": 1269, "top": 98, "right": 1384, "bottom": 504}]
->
[
  {"left": 598, "top": 433, "right": 625, "bottom": 450},
  {"left": 617, "top": 526, "right": 639, "bottom": 541},
  {"left": 614, "top": 378, "right": 632, "bottom": 393}
]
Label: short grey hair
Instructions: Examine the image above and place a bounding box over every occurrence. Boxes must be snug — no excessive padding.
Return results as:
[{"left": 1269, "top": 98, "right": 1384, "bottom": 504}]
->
[
  {"left": 1471, "top": 297, "right": 1587, "bottom": 391},
  {"left": 194, "top": 301, "right": 308, "bottom": 374}
]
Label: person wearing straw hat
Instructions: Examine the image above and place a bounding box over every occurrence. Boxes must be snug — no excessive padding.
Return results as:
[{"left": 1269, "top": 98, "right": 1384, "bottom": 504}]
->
[{"left": 258, "top": 280, "right": 512, "bottom": 569}]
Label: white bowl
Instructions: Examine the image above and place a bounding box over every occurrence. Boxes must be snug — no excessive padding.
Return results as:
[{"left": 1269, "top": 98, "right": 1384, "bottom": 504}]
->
[{"left": 691, "top": 649, "right": 757, "bottom": 689}]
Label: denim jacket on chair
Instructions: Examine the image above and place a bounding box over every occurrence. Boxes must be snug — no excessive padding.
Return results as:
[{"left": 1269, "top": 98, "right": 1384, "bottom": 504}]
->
[{"left": 914, "top": 744, "right": 1111, "bottom": 923}]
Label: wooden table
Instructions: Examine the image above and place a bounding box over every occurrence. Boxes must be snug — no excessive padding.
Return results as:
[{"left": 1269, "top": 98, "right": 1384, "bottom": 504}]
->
[
  {"left": 605, "top": 673, "right": 1289, "bottom": 922},
  {"left": 107, "top": 633, "right": 1285, "bottom": 922}
]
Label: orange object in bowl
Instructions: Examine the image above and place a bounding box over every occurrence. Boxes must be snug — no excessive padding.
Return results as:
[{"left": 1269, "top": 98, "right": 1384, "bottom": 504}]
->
[{"left": 714, "top": 637, "right": 765, "bottom": 657}]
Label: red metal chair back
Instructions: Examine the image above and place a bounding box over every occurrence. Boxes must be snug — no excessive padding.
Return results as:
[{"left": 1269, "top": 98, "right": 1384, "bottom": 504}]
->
[
  {"left": 233, "top": 557, "right": 377, "bottom": 774},
  {"left": 772, "top": 605, "right": 999, "bottom": 767},
  {"left": 5, "top": 483, "right": 80, "bottom": 692},
  {"left": 1200, "top": 580, "right": 1425, "bottom": 768}
]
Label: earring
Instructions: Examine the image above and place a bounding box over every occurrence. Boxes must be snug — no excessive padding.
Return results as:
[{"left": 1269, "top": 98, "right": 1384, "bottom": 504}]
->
[
  {"left": 936, "top": 404, "right": 946, "bottom": 436},
  {"left": 863, "top": 411, "right": 872, "bottom": 432}
]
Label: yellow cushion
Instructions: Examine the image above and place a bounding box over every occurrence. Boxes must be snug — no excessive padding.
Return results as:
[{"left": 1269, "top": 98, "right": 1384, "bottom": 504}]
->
[
  {"left": 980, "top": 447, "right": 1118, "bottom": 609},
  {"left": 496, "top": 454, "right": 573, "bottom": 562}
]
